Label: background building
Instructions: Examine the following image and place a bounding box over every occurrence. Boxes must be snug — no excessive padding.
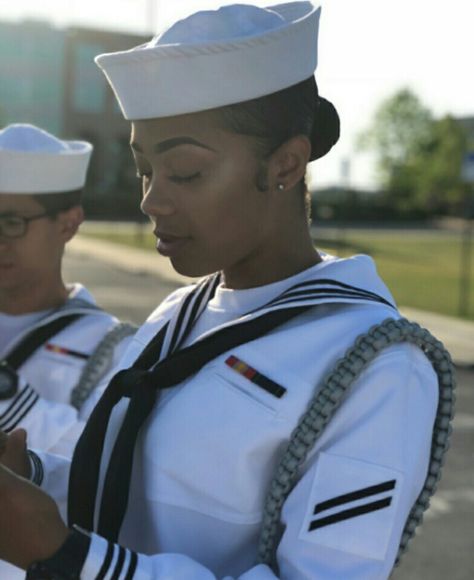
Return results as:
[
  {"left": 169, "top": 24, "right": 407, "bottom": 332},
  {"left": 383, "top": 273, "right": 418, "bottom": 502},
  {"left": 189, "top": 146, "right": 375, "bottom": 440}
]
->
[
  {"left": 0, "top": 20, "right": 64, "bottom": 133},
  {"left": 0, "top": 19, "right": 147, "bottom": 218}
]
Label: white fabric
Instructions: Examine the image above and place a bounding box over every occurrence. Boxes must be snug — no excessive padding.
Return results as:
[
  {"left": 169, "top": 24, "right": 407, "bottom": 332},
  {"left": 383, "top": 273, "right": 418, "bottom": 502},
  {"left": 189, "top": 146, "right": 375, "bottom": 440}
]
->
[
  {"left": 0, "top": 284, "right": 134, "bottom": 579},
  {"left": 95, "top": 2, "right": 320, "bottom": 120},
  {"left": 0, "top": 124, "right": 92, "bottom": 194},
  {"left": 40, "top": 254, "right": 438, "bottom": 579},
  {"left": 0, "top": 309, "right": 51, "bottom": 352},
  {"left": 184, "top": 254, "right": 336, "bottom": 344},
  {"left": 0, "top": 283, "right": 130, "bottom": 453}
]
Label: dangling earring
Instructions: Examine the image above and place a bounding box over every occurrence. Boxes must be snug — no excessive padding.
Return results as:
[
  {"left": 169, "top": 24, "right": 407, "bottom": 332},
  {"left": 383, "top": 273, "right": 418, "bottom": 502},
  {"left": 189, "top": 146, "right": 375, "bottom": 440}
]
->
[{"left": 277, "top": 183, "right": 285, "bottom": 191}]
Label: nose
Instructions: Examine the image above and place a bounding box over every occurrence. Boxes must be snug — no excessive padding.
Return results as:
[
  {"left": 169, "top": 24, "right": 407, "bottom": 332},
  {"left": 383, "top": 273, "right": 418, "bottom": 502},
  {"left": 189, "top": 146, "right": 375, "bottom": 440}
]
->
[{"left": 140, "top": 178, "right": 176, "bottom": 218}]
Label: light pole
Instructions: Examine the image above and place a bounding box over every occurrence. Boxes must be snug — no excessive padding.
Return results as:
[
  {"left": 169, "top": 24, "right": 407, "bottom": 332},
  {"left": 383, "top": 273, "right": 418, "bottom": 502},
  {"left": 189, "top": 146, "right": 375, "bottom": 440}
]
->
[{"left": 459, "top": 151, "right": 474, "bottom": 318}]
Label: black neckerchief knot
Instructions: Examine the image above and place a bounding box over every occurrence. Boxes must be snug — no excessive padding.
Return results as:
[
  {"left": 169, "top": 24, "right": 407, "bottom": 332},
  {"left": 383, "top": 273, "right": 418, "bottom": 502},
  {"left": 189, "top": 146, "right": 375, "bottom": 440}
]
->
[{"left": 67, "top": 272, "right": 394, "bottom": 541}]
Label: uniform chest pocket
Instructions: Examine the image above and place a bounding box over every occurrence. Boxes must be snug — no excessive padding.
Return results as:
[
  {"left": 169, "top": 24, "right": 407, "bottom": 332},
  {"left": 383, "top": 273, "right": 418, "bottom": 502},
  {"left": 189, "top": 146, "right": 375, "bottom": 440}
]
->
[
  {"left": 26, "top": 350, "right": 86, "bottom": 403},
  {"left": 212, "top": 355, "right": 287, "bottom": 418},
  {"left": 141, "top": 363, "right": 291, "bottom": 520}
]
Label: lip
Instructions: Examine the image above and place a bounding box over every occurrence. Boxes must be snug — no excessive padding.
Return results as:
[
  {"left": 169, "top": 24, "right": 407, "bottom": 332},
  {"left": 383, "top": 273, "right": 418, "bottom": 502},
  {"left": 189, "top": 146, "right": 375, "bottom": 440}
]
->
[{"left": 154, "top": 230, "right": 189, "bottom": 258}]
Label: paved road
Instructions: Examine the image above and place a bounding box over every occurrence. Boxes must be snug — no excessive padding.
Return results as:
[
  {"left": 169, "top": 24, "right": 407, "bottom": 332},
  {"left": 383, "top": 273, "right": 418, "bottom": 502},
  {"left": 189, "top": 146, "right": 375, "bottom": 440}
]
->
[
  {"left": 64, "top": 247, "right": 177, "bottom": 325},
  {"left": 64, "top": 249, "right": 474, "bottom": 579}
]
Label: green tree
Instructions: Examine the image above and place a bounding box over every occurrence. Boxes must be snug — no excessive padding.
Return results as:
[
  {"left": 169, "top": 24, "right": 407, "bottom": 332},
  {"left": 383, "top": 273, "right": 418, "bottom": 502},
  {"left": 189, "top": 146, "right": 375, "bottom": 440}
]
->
[
  {"left": 358, "top": 88, "right": 433, "bottom": 186},
  {"left": 358, "top": 88, "right": 468, "bottom": 216},
  {"left": 410, "top": 115, "right": 467, "bottom": 214}
]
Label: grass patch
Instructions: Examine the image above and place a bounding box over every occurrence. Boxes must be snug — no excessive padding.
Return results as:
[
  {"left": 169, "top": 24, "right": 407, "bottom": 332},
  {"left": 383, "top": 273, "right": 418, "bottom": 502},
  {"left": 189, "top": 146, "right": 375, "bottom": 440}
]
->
[
  {"left": 81, "top": 228, "right": 474, "bottom": 320},
  {"left": 317, "top": 232, "right": 474, "bottom": 320}
]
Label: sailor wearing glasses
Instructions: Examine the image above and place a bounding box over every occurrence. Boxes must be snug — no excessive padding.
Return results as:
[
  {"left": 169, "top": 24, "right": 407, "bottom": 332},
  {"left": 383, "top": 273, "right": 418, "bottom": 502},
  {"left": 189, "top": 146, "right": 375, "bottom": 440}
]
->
[{"left": 0, "top": 124, "right": 135, "bottom": 458}]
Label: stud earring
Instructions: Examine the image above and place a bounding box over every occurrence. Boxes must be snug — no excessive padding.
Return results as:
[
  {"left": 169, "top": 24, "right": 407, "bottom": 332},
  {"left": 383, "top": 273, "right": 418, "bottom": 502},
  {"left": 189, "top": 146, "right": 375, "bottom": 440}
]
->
[{"left": 277, "top": 183, "right": 285, "bottom": 191}]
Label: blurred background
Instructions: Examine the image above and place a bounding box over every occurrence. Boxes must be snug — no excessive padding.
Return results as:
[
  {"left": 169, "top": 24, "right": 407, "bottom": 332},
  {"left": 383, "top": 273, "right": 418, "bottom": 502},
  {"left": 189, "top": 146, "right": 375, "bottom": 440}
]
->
[
  {"left": 1, "top": 0, "right": 473, "bottom": 321},
  {"left": 1, "top": 2, "right": 473, "bottom": 578}
]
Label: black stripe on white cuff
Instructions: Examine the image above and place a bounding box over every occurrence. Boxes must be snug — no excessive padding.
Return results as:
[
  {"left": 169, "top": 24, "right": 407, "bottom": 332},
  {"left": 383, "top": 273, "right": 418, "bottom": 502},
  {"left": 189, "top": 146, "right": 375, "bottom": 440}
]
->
[
  {"left": 96, "top": 541, "right": 138, "bottom": 580},
  {"left": 0, "top": 384, "right": 39, "bottom": 432},
  {"left": 27, "top": 450, "right": 44, "bottom": 486}
]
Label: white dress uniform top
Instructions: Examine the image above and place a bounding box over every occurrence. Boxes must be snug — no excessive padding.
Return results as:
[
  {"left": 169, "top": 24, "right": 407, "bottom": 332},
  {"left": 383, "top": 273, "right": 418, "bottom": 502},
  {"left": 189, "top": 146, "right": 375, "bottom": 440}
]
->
[
  {"left": 24, "top": 3, "right": 442, "bottom": 579},
  {"left": 38, "top": 254, "right": 438, "bottom": 579},
  {"left": 0, "top": 283, "right": 130, "bottom": 454},
  {"left": 0, "top": 123, "right": 135, "bottom": 578},
  {"left": 0, "top": 124, "right": 134, "bottom": 455}
]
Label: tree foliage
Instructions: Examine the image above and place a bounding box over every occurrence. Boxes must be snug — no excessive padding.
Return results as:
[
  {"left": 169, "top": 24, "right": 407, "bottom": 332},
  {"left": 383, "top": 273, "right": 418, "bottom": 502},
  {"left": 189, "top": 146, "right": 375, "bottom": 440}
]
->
[
  {"left": 358, "top": 88, "right": 468, "bottom": 216},
  {"left": 411, "top": 115, "right": 467, "bottom": 214}
]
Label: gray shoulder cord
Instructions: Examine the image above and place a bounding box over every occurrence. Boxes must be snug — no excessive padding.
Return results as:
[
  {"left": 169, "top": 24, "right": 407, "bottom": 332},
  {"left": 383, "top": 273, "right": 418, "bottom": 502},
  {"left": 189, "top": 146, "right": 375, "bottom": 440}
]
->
[
  {"left": 256, "top": 317, "right": 455, "bottom": 572},
  {"left": 70, "top": 322, "right": 138, "bottom": 411}
]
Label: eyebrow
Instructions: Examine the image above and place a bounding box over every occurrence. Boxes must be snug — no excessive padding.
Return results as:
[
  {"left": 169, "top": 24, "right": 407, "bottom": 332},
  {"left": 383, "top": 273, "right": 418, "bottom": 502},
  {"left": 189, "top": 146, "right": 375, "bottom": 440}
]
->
[{"left": 130, "top": 137, "right": 216, "bottom": 155}]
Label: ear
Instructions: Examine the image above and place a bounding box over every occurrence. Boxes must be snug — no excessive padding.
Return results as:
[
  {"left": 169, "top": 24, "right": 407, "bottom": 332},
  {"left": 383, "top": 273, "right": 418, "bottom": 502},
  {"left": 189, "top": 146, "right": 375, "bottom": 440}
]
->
[
  {"left": 57, "top": 205, "right": 84, "bottom": 243},
  {"left": 266, "top": 135, "right": 311, "bottom": 192}
]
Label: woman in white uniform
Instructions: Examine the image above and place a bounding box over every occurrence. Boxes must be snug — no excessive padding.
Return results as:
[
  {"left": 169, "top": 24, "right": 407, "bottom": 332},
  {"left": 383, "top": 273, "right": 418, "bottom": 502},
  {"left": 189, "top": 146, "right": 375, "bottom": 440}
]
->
[{"left": 0, "top": 3, "right": 451, "bottom": 579}]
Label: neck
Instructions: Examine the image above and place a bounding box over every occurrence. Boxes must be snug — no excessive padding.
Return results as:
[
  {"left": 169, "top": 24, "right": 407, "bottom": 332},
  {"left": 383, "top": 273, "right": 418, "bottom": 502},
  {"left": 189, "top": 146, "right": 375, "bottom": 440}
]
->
[
  {"left": 222, "top": 223, "right": 322, "bottom": 290},
  {"left": 0, "top": 279, "right": 70, "bottom": 315}
]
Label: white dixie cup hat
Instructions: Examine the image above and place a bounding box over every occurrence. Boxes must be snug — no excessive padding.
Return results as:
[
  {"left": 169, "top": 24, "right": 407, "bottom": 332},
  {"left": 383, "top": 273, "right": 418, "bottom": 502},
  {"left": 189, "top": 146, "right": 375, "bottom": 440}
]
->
[
  {"left": 0, "top": 124, "right": 93, "bottom": 194},
  {"left": 95, "top": 1, "right": 321, "bottom": 120}
]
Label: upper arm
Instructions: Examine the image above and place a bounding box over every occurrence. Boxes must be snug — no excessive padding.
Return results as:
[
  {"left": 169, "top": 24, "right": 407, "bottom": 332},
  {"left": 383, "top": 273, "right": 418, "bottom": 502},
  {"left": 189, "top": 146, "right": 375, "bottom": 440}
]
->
[{"left": 275, "top": 344, "right": 438, "bottom": 579}]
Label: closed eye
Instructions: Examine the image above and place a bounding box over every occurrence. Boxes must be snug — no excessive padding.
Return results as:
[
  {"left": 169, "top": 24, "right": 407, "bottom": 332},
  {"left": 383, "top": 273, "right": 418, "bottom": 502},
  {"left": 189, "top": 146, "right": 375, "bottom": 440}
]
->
[{"left": 169, "top": 172, "right": 201, "bottom": 184}]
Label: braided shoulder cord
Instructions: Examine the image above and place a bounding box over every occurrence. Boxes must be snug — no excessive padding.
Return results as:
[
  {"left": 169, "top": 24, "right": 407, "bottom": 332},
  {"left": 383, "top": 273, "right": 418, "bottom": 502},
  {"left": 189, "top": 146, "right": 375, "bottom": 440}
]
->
[
  {"left": 256, "top": 317, "right": 456, "bottom": 570},
  {"left": 70, "top": 322, "right": 138, "bottom": 411}
]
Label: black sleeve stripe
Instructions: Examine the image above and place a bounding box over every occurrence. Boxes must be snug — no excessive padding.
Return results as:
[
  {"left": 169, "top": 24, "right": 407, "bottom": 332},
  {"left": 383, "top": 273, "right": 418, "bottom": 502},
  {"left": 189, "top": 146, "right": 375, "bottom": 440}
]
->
[
  {"left": 0, "top": 390, "right": 39, "bottom": 432},
  {"left": 309, "top": 497, "right": 392, "bottom": 531},
  {"left": 27, "top": 450, "right": 44, "bottom": 486},
  {"left": 110, "top": 545, "right": 126, "bottom": 580},
  {"left": 124, "top": 551, "right": 138, "bottom": 580},
  {"left": 4, "top": 393, "right": 39, "bottom": 432},
  {"left": 95, "top": 541, "right": 114, "bottom": 580},
  {"left": 314, "top": 479, "right": 396, "bottom": 515},
  {"left": 0, "top": 384, "right": 34, "bottom": 422}
]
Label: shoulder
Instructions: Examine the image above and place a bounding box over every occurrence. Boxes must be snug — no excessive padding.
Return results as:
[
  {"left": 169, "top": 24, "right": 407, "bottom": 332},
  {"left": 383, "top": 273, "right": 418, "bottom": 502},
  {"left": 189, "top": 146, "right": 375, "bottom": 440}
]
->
[
  {"left": 120, "top": 284, "right": 197, "bottom": 357},
  {"left": 146, "top": 284, "right": 196, "bottom": 325}
]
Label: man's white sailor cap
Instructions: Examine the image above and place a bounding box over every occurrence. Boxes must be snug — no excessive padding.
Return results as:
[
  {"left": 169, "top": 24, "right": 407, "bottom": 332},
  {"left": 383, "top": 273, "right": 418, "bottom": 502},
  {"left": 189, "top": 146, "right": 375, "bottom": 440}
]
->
[
  {"left": 95, "top": 2, "right": 321, "bottom": 120},
  {"left": 0, "top": 124, "right": 93, "bottom": 194}
]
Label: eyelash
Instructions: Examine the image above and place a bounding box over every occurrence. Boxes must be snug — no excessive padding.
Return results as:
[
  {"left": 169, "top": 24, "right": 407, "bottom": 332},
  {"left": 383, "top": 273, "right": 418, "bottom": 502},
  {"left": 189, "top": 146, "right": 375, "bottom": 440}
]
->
[
  {"left": 136, "top": 172, "right": 201, "bottom": 184},
  {"left": 169, "top": 172, "right": 201, "bottom": 184}
]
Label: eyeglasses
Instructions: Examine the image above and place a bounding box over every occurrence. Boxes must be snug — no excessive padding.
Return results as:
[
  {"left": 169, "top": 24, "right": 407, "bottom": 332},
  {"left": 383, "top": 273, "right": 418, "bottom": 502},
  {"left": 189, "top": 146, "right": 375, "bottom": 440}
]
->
[{"left": 0, "top": 213, "right": 52, "bottom": 239}]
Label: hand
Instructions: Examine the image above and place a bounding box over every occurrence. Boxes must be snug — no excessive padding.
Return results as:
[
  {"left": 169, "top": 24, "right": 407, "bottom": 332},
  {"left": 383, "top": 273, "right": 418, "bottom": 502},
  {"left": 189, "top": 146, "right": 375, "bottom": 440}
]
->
[
  {"left": 0, "top": 463, "right": 69, "bottom": 569},
  {"left": 0, "top": 429, "right": 31, "bottom": 479}
]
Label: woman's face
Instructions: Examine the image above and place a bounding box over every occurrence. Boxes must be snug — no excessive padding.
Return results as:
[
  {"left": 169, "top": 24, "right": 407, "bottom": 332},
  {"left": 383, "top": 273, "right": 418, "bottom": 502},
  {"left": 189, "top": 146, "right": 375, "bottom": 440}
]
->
[{"left": 131, "top": 111, "right": 281, "bottom": 288}]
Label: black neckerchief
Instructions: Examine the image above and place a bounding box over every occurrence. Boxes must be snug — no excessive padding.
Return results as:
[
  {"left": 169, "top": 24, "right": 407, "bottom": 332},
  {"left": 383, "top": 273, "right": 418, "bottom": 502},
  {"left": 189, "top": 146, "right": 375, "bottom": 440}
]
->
[{"left": 68, "top": 273, "right": 395, "bottom": 540}]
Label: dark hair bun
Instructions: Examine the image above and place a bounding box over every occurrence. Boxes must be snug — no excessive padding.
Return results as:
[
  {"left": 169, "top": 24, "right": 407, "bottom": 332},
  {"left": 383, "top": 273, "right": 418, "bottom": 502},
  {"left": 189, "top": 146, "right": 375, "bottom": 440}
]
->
[{"left": 310, "top": 96, "right": 340, "bottom": 161}]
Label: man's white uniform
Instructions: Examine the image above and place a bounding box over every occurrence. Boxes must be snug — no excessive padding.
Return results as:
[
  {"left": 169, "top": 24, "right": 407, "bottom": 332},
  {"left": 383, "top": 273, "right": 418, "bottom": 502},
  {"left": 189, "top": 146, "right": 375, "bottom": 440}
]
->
[
  {"left": 0, "top": 283, "right": 131, "bottom": 454},
  {"left": 38, "top": 254, "right": 439, "bottom": 579},
  {"left": 0, "top": 124, "right": 135, "bottom": 455},
  {"left": 0, "top": 123, "right": 136, "bottom": 579}
]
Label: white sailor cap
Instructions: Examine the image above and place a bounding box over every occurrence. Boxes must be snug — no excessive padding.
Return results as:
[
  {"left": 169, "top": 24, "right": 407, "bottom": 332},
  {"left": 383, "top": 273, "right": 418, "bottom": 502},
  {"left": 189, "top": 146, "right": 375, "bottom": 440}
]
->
[
  {"left": 95, "top": 2, "right": 321, "bottom": 120},
  {"left": 0, "top": 124, "right": 93, "bottom": 194}
]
